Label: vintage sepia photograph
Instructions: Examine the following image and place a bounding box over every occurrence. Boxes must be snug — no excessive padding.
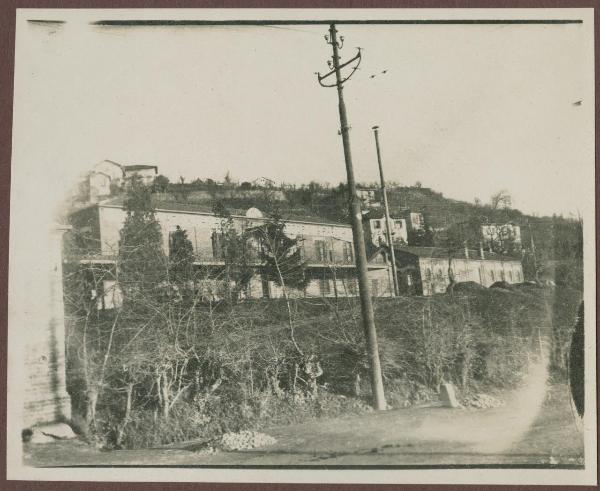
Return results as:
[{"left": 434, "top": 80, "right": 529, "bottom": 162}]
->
[{"left": 6, "top": 7, "right": 597, "bottom": 485}]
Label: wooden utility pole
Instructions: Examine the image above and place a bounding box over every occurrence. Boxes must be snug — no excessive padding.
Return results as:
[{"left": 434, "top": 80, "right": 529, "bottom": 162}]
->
[
  {"left": 372, "top": 126, "right": 400, "bottom": 297},
  {"left": 317, "top": 24, "right": 386, "bottom": 410},
  {"left": 528, "top": 221, "right": 539, "bottom": 282}
]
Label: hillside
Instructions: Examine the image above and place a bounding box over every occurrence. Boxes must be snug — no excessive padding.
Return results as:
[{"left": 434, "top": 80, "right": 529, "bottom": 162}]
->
[
  {"left": 70, "top": 173, "right": 582, "bottom": 287},
  {"left": 149, "top": 180, "right": 582, "bottom": 276}
]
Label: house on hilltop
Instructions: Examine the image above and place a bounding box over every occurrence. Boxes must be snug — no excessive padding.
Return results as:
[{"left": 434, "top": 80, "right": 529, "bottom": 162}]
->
[
  {"left": 88, "top": 160, "right": 158, "bottom": 202},
  {"left": 356, "top": 186, "right": 379, "bottom": 207},
  {"left": 123, "top": 164, "right": 158, "bottom": 187},
  {"left": 400, "top": 210, "right": 425, "bottom": 232},
  {"left": 89, "top": 160, "right": 125, "bottom": 202},
  {"left": 362, "top": 210, "right": 408, "bottom": 247},
  {"left": 481, "top": 222, "right": 522, "bottom": 253}
]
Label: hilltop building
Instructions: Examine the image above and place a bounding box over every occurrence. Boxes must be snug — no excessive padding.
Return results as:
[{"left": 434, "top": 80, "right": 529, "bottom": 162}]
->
[
  {"left": 481, "top": 222, "right": 522, "bottom": 247},
  {"left": 89, "top": 160, "right": 157, "bottom": 202},
  {"left": 362, "top": 210, "right": 408, "bottom": 247},
  {"left": 356, "top": 186, "right": 380, "bottom": 207},
  {"left": 123, "top": 164, "right": 158, "bottom": 187},
  {"left": 400, "top": 210, "right": 425, "bottom": 232}
]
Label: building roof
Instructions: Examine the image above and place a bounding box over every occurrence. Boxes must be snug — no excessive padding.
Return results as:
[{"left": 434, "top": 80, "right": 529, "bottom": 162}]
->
[
  {"left": 393, "top": 246, "right": 521, "bottom": 262},
  {"left": 98, "top": 196, "right": 352, "bottom": 228},
  {"left": 98, "top": 159, "right": 123, "bottom": 168},
  {"left": 100, "top": 196, "right": 214, "bottom": 214},
  {"left": 363, "top": 209, "right": 404, "bottom": 221},
  {"left": 123, "top": 164, "right": 158, "bottom": 172}
]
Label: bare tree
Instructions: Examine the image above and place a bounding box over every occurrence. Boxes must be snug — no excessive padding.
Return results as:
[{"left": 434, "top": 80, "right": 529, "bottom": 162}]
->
[{"left": 490, "top": 190, "right": 512, "bottom": 210}]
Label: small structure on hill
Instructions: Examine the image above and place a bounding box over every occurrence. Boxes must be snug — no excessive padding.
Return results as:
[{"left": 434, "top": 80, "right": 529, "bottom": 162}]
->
[
  {"left": 362, "top": 210, "right": 408, "bottom": 247},
  {"left": 356, "top": 186, "right": 379, "bottom": 207},
  {"left": 481, "top": 222, "right": 522, "bottom": 252},
  {"left": 89, "top": 160, "right": 158, "bottom": 202}
]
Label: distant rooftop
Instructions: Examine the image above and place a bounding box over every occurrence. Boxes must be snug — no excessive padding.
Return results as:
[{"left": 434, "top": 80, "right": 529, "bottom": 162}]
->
[
  {"left": 99, "top": 196, "right": 351, "bottom": 227},
  {"left": 123, "top": 164, "right": 158, "bottom": 172}
]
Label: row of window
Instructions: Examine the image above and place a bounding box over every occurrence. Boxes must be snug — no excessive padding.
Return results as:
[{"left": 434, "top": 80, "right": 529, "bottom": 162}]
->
[
  {"left": 313, "top": 240, "right": 353, "bottom": 263},
  {"left": 318, "top": 278, "right": 388, "bottom": 296},
  {"left": 180, "top": 230, "right": 355, "bottom": 263},
  {"left": 318, "top": 278, "right": 360, "bottom": 295},
  {"left": 372, "top": 219, "right": 403, "bottom": 230},
  {"left": 423, "top": 266, "right": 522, "bottom": 284}
]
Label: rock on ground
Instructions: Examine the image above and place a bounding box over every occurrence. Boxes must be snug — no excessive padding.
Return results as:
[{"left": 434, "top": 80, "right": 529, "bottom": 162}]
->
[
  {"left": 23, "top": 423, "right": 77, "bottom": 443},
  {"left": 219, "top": 431, "right": 277, "bottom": 451}
]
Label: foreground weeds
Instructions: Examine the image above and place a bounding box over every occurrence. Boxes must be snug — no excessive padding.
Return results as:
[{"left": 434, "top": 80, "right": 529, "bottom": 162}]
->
[{"left": 65, "top": 286, "right": 581, "bottom": 449}]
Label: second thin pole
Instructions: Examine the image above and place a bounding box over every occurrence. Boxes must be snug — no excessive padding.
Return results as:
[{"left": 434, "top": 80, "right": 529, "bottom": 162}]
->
[{"left": 372, "top": 126, "right": 400, "bottom": 297}]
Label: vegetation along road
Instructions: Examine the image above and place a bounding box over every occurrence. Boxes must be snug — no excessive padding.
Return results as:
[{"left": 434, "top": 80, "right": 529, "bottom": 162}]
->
[{"left": 25, "top": 364, "right": 583, "bottom": 468}]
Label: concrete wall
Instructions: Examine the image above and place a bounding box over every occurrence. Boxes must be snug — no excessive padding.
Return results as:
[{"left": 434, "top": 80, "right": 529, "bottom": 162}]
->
[
  {"left": 22, "top": 226, "right": 71, "bottom": 428},
  {"left": 419, "top": 256, "right": 524, "bottom": 296},
  {"left": 264, "top": 271, "right": 390, "bottom": 299}
]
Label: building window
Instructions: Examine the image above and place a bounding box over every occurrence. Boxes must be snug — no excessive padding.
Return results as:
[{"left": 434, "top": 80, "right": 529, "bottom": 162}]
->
[
  {"left": 509, "top": 270, "right": 513, "bottom": 282},
  {"left": 371, "top": 279, "right": 380, "bottom": 296},
  {"left": 211, "top": 231, "right": 223, "bottom": 259},
  {"left": 343, "top": 242, "right": 354, "bottom": 262},
  {"left": 296, "top": 235, "right": 305, "bottom": 260},
  {"left": 373, "top": 220, "right": 381, "bottom": 229},
  {"left": 315, "top": 240, "right": 327, "bottom": 262},
  {"left": 516, "top": 270, "right": 521, "bottom": 282},
  {"left": 490, "top": 270, "right": 495, "bottom": 281},
  {"left": 346, "top": 278, "right": 358, "bottom": 295},
  {"left": 320, "top": 278, "right": 331, "bottom": 296}
]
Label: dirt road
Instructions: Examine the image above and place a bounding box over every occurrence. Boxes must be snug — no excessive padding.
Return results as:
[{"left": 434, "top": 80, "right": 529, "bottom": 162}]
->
[{"left": 25, "top": 369, "right": 583, "bottom": 468}]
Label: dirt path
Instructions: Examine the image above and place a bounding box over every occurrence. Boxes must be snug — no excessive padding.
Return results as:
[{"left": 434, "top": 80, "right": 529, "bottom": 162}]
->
[{"left": 24, "top": 361, "right": 583, "bottom": 468}]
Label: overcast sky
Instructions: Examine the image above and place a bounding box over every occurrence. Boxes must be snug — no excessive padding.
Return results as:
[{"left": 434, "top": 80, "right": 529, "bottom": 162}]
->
[{"left": 11, "top": 10, "right": 594, "bottom": 222}]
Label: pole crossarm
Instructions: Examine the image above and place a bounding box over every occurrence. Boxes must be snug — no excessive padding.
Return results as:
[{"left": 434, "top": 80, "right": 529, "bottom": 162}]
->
[{"left": 316, "top": 49, "right": 362, "bottom": 88}]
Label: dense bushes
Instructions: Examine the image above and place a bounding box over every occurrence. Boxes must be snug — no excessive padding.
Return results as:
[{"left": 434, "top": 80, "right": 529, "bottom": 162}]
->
[{"left": 65, "top": 285, "right": 581, "bottom": 450}]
